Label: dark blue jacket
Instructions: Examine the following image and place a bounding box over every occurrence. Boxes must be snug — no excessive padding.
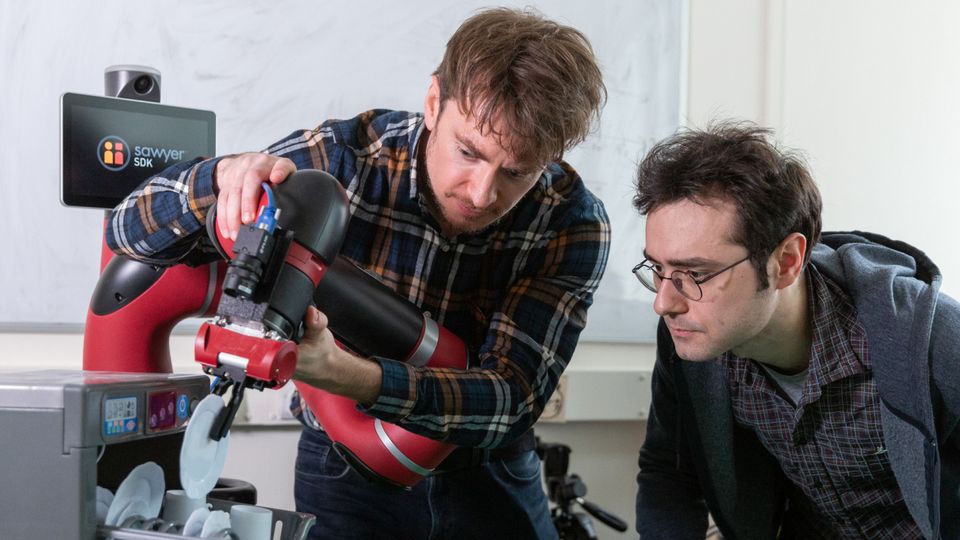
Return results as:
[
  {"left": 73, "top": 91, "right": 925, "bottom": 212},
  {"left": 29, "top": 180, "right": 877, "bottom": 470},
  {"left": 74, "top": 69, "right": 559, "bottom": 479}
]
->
[{"left": 635, "top": 232, "right": 960, "bottom": 539}]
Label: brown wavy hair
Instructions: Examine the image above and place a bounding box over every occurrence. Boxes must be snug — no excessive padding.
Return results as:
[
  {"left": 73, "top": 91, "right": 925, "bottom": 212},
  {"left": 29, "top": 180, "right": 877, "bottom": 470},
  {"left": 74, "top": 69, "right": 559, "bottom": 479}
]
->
[
  {"left": 633, "top": 121, "right": 822, "bottom": 289},
  {"left": 434, "top": 8, "right": 606, "bottom": 165}
]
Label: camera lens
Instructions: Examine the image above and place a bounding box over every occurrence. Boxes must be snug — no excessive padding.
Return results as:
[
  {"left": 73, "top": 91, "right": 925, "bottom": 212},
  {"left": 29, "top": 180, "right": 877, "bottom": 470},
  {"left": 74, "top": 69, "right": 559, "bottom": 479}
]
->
[
  {"left": 133, "top": 75, "right": 154, "bottom": 94},
  {"left": 223, "top": 253, "right": 265, "bottom": 299}
]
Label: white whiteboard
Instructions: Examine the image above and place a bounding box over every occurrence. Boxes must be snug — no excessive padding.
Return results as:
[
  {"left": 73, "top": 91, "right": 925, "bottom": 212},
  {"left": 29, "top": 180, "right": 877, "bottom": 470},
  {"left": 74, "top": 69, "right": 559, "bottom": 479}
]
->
[{"left": 0, "top": 0, "right": 681, "bottom": 341}]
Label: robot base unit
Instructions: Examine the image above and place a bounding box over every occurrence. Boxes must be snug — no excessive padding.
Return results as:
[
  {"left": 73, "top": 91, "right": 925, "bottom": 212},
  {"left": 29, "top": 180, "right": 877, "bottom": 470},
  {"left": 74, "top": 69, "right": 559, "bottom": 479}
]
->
[{"left": 0, "top": 369, "right": 315, "bottom": 540}]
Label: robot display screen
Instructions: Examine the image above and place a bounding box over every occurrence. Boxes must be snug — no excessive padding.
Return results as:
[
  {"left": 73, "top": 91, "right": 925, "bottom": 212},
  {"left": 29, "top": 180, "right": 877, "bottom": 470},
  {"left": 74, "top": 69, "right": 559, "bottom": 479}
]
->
[{"left": 61, "top": 93, "right": 215, "bottom": 208}]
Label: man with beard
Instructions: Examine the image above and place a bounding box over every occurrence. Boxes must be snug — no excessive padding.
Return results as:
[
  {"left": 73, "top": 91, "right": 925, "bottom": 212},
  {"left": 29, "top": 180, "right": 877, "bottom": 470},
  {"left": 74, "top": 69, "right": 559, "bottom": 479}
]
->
[{"left": 108, "top": 8, "right": 609, "bottom": 539}]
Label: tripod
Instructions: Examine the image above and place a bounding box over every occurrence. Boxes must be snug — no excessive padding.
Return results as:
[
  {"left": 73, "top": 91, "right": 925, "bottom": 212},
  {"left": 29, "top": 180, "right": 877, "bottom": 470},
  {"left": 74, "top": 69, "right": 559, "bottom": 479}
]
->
[{"left": 537, "top": 439, "right": 628, "bottom": 539}]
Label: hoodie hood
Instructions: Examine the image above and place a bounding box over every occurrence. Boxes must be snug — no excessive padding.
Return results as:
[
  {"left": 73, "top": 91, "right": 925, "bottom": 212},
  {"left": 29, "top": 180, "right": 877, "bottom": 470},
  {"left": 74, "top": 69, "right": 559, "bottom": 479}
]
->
[
  {"left": 812, "top": 232, "right": 941, "bottom": 430},
  {"left": 815, "top": 230, "right": 941, "bottom": 289}
]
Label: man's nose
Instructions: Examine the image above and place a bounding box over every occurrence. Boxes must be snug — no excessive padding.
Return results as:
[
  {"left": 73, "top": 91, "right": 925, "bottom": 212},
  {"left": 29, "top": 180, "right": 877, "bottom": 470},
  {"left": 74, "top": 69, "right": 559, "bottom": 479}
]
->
[
  {"left": 653, "top": 278, "right": 688, "bottom": 317},
  {"left": 467, "top": 166, "right": 497, "bottom": 209}
]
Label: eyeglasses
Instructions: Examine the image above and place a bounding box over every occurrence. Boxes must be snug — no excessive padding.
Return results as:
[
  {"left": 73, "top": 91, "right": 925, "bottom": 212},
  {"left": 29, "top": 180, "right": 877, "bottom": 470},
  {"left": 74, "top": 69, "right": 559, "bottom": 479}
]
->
[{"left": 632, "top": 255, "right": 751, "bottom": 301}]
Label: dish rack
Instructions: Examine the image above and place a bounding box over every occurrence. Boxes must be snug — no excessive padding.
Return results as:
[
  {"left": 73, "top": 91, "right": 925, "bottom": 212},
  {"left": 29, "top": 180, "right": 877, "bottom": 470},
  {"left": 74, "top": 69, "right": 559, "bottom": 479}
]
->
[{"left": 96, "top": 498, "right": 315, "bottom": 540}]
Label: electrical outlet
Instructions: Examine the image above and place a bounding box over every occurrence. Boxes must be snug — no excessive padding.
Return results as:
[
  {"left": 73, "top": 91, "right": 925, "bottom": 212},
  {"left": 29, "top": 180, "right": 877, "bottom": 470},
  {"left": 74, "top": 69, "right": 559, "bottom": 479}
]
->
[{"left": 539, "top": 374, "right": 567, "bottom": 423}]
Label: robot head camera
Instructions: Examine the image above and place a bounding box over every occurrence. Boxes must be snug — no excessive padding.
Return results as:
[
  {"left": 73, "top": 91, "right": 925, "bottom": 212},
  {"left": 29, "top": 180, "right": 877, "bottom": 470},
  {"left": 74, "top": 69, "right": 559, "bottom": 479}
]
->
[{"left": 104, "top": 64, "right": 161, "bottom": 102}]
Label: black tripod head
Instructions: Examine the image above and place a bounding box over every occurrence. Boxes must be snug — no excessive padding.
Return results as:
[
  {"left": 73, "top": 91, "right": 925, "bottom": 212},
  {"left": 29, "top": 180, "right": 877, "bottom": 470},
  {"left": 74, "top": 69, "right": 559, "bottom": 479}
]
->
[{"left": 536, "top": 438, "right": 628, "bottom": 539}]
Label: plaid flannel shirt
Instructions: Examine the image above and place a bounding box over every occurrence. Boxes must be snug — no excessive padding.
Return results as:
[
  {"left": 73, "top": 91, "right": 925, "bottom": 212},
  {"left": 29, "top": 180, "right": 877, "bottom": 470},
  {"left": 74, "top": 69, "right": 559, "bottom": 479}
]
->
[
  {"left": 107, "top": 109, "right": 610, "bottom": 448},
  {"left": 725, "top": 266, "right": 921, "bottom": 538}
]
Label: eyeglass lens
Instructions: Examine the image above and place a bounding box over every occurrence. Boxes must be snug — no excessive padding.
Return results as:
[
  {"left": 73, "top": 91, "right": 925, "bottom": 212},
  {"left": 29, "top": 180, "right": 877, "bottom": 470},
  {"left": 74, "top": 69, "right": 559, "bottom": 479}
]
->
[{"left": 634, "top": 265, "right": 700, "bottom": 300}]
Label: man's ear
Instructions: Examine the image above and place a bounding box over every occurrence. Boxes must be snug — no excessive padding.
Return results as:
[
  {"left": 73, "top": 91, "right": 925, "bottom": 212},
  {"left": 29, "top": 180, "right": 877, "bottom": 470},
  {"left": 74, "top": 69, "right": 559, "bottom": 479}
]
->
[
  {"left": 770, "top": 232, "right": 808, "bottom": 290},
  {"left": 424, "top": 75, "right": 441, "bottom": 131}
]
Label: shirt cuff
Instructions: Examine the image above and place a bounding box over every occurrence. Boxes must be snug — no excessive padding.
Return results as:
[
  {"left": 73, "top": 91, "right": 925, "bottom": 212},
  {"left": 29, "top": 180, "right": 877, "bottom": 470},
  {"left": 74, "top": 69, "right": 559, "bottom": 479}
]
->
[
  {"left": 357, "top": 357, "right": 417, "bottom": 421},
  {"left": 191, "top": 156, "right": 223, "bottom": 203}
]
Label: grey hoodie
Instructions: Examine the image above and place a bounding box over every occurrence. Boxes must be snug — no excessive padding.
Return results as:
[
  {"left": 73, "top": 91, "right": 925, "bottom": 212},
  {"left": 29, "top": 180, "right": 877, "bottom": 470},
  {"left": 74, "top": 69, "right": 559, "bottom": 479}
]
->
[{"left": 636, "top": 231, "right": 960, "bottom": 539}]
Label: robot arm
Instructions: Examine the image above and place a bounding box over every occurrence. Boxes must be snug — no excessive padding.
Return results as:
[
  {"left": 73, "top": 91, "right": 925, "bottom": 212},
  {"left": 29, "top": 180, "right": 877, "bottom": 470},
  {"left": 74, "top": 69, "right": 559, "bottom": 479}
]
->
[
  {"left": 202, "top": 170, "right": 469, "bottom": 487},
  {"left": 85, "top": 169, "right": 467, "bottom": 488}
]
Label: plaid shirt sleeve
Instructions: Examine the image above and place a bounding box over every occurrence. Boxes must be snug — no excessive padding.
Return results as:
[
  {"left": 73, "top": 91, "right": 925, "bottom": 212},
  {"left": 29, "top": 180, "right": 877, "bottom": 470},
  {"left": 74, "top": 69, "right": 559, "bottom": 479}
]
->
[
  {"left": 106, "top": 157, "right": 222, "bottom": 263},
  {"left": 105, "top": 127, "right": 334, "bottom": 262},
  {"left": 363, "top": 194, "right": 611, "bottom": 448}
]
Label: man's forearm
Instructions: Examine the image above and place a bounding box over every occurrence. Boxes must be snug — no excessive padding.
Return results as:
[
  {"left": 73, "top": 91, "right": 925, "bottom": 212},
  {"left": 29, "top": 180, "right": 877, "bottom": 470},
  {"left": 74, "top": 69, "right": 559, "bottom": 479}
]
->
[
  {"left": 294, "top": 344, "right": 383, "bottom": 405},
  {"left": 106, "top": 157, "right": 220, "bottom": 260},
  {"left": 333, "top": 354, "right": 383, "bottom": 406}
]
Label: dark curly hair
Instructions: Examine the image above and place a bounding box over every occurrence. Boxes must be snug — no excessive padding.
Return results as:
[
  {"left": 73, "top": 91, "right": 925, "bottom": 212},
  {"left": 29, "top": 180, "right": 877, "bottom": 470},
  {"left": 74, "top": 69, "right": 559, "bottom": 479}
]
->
[{"left": 633, "top": 121, "right": 822, "bottom": 289}]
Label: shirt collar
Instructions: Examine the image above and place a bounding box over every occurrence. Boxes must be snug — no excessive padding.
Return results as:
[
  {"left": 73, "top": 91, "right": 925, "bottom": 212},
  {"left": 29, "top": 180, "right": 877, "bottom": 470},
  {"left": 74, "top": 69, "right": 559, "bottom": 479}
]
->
[
  {"left": 802, "top": 264, "right": 870, "bottom": 400},
  {"left": 722, "top": 264, "right": 870, "bottom": 406},
  {"left": 408, "top": 115, "right": 427, "bottom": 203}
]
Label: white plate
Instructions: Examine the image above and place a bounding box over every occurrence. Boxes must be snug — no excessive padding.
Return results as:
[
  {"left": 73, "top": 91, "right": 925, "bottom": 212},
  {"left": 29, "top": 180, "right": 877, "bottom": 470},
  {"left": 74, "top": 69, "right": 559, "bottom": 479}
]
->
[
  {"left": 180, "top": 395, "right": 230, "bottom": 499},
  {"left": 182, "top": 506, "right": 211, "bottom": 537},
  {"left": 95, "top": 486, "right": 114, "bottom": 524},
  {"left": 115, "top": 498, "right": 150, "bottom": 528},
  {"left": 105, "top": 461, "right": 165, "bottom": 526},
  {"left": 200, "top": 510, "right": 232, "bottom": 538}
]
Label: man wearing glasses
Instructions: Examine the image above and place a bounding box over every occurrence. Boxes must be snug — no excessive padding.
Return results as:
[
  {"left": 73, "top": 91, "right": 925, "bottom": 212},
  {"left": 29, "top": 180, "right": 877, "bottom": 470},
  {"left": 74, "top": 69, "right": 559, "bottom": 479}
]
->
[{"left": 632, "top": 121, "right": 960, "bottom": 539}]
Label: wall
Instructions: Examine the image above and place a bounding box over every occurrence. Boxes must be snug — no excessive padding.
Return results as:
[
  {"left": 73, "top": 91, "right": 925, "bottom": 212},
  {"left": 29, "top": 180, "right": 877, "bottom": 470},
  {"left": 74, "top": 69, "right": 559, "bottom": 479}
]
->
[
  {"left": 688, "top": 0, "right": 959, "bottom": 298},
  {"left": 0, "top": 0, "right": 682, "bottom": 343},
  {"left": 781, "top": 1, "right": 959, "bottom": 293}
]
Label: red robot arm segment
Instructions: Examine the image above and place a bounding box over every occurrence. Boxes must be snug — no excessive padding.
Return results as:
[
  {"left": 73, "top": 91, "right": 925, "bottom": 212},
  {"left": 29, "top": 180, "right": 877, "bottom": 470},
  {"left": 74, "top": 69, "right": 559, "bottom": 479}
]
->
[
  {"left": 295, "top": 319, "right": 467, "bottom": 488},
  {"left": 194, "top": 322, "right": 299, "bottom": 386},
  {"left": 83, "top": 256, "right": 225, "bottom": 373}
]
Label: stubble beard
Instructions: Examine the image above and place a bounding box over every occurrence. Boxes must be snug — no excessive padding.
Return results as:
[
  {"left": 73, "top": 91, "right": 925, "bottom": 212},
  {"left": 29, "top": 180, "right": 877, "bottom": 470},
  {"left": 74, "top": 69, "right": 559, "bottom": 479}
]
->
[{"left": 418, "top": 133, "right": 502, "bottom": 237}]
